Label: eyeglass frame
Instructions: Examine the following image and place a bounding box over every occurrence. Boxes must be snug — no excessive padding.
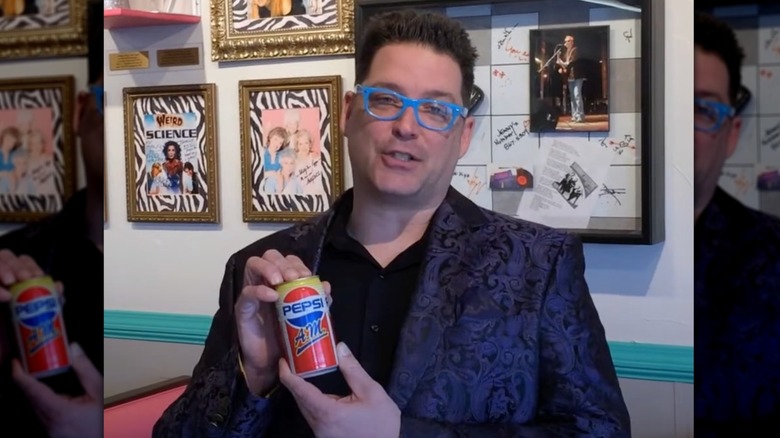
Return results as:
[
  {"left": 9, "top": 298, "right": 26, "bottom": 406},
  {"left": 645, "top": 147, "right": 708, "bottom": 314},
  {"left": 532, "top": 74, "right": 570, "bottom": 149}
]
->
[
  {"left": 354, "top": 84, "right": 469, "bottom": 132},
  {"left": 694, "top": 97, "right": 736, "bottom": 133}
]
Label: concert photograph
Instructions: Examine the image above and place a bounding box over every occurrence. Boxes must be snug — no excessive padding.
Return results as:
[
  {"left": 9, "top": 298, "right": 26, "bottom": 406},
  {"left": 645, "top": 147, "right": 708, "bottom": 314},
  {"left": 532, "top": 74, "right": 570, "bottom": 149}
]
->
[{"left": 529, "top": 25, "right": 610, "bottom": 133}]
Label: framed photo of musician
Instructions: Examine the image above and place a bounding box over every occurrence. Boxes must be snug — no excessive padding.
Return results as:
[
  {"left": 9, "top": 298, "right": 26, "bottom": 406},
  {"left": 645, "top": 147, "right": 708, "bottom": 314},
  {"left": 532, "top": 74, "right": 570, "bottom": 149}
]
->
[
  {"left": 0, "top": 76, "right": 76, "bottom": 222},
  {"left": 123, "top": 84, "right": 220, "bottom": 223},
  {"left": 239, "top": 75, "right": 344, "bottom": 222},
  {"left": 0, "top": 0, "right": 87, "bottom": 59},
  {"left": 529, "top": 25, "right": 610, "bottom": 133},
  {"left": 210, "top": 0, "right": 355, "bottom": 62},
  {"left": 356, "top": 0, "right": 664, "bottom": 245}
]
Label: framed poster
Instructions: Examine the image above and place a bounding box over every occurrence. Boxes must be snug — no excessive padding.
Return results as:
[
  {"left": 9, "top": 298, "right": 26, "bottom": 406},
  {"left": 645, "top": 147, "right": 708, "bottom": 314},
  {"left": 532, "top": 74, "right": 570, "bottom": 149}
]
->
[
  {"left": 211, "top": 0, "right": 355, "bottom": 61},
  {"left": 0, "top": 0, "right": 87, "bottom": 59},
  {"left": 239, "top": 75, "right": 344, "bottom": 222},
  {"left": 123, "top": 84, "right": 220, "bottom": 223},
  {"left": 356, "top": 0, "right": 664, "bottom": 244},
  {"left": 0, "top": 76, "right": 76, "bottom": 222}
]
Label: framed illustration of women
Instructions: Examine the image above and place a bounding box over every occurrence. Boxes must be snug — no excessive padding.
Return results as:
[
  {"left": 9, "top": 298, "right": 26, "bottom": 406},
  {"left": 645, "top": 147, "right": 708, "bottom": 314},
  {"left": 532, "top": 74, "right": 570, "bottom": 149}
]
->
[
  {"left": 0, "top": 0, "right": 87, "bottom": 59},
  {"left": 239, "top": 75, "right": 344, "bottom": 222},
  {"left": 211, "top": 0, "right": 355, "bottom": 61}
]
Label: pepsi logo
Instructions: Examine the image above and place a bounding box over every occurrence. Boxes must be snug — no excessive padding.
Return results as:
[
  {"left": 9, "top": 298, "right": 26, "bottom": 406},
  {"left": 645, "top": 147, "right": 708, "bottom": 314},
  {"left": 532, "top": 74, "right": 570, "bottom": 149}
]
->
[
  {"left": 282, "top": 286, "right": 326, "bottom": 329},
  {"left": 14, "top": 288, "right": 58, "bottom": 329}
]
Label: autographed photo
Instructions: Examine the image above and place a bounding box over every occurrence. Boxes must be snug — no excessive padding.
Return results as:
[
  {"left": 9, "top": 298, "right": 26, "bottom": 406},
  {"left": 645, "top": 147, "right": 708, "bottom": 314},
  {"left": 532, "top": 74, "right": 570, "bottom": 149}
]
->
[
  {"left": 529, "top": 25, "right": 610, "bottom": 133},
  {"left": 239, "top": 76, "right": 343, "bottom": 222},
  {"left": 0, "top": 76, "right": 75, "bottom": 222},
  {"left": 0, "top": 0, "right": 87, "bottom": 59},
  {"left": 123, "top": 85, "right": 219, "bottom": 223}
]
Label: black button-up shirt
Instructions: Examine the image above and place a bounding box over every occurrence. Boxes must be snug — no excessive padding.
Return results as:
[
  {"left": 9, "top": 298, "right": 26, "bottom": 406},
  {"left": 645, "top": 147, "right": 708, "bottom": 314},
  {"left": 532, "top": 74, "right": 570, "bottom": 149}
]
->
[{"left": 308, "top": 198, "right": 426, "bottom": 396}]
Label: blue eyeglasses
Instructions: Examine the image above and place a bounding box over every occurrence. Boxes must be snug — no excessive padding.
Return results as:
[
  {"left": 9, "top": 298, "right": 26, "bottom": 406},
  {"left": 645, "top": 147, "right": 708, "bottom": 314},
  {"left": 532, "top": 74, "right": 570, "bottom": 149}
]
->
[
  {"left": 355, "top": 84, "right": 468, "bottom": 132},
  {"left": 695, "top": 98, "right": 735, "bottom": 133}
]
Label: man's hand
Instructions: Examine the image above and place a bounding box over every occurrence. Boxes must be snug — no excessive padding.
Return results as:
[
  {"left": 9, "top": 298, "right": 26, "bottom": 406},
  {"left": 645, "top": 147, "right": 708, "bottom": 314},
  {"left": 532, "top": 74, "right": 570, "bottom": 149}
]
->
[
  {"left": 236, "top": 249, "right": 331, "bottom": 395},
  {"left": 12, "top": 343, "right": 102, "bottom": 438},
  {"left": 280, "top": 342, "right": 401, "bottom": 438}
]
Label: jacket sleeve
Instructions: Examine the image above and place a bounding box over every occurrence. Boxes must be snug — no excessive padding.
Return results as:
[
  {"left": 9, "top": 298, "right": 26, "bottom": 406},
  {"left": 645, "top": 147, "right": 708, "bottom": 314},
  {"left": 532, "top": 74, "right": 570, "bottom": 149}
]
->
[
  {"left": 534, "top": 233, "right": 630, "bottom": 436},
  {"left": 398, "top": 234, "right": 631, "bottom": 438},
  {"left": 152, "top": 255, "right": 277, "bottom": 437}
]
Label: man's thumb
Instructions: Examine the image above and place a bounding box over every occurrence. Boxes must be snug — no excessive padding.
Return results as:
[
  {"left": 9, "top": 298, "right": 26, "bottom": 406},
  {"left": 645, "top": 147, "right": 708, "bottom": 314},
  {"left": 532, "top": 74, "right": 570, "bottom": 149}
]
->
[{"left": 70, "top": 343, "right": 102, "bottom": 401}]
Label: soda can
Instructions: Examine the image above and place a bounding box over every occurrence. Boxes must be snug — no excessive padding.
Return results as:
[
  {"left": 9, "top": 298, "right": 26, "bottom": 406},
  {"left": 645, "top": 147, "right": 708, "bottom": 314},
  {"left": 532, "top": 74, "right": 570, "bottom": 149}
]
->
[
  {"left": 9, "top": 276, "right": 71, "bottom": 378},
  {"left": 275, "top": 275, "right": 338, "bottom": 378}
]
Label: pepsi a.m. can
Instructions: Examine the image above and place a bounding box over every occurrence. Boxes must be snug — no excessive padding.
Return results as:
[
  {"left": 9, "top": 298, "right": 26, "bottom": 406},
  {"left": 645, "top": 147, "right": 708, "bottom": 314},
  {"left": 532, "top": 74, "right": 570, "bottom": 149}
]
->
[
  {"left": 275, "top": 275, "right": 338, "bottom": 377},
  {"left": 9, "top": 276, "right": 71, "bottom": 378}
]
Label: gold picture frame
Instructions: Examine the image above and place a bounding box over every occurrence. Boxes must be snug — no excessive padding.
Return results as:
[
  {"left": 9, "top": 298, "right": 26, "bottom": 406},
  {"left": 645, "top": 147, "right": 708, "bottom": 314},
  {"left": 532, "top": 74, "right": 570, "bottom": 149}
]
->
[
  {"left": 0, "top": 0, "right": 87, "bottom": 59},
  {"left": 123, "top": 84, "right": 220, "bottom": 223},
  {"left": 0, "top": 75, "right": 76, "bottom": 222},
  {"left": 239, "top": 75, "right": 344, "bottom": 222},
  {"left": 211, "top": 0, "right": 355, "bottom": 61}
]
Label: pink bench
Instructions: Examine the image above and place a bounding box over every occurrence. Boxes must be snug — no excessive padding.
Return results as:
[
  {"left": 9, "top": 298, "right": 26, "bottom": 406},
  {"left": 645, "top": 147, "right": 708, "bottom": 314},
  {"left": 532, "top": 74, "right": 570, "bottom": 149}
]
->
[{"left": 103, "top": 376, "right": 189, "bottom": 438}]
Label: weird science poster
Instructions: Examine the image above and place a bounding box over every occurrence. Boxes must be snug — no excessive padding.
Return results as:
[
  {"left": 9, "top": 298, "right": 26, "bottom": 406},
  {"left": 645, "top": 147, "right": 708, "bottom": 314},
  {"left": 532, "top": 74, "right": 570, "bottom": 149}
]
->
[{"left": 143, "top": 112, "right": 200, "bottom": 196}]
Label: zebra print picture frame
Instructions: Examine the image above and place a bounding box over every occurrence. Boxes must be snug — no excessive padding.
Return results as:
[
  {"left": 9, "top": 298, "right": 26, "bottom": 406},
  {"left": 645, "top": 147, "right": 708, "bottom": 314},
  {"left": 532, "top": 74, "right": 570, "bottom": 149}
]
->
[
  {"left": 0, "top": 75, "right": 76, "bottom": 222},
  {"left": 239, "top": 75, "right": 344, "bottom": 222},
  {"left": 210, "top": 0, "right": 355, "bottom": 61},
  {"left": 123, "top": 84, "right": 220, "bottom": 223},
  {"left": 0, "top": 0, "right": 87, "bottom": 59}
]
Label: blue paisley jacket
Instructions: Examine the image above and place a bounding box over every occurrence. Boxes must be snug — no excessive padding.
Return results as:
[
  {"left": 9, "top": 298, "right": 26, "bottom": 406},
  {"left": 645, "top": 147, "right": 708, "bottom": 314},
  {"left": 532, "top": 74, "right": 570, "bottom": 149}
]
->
[
  {"left": 695, "top": 188, "right": 780, "bottom": 434},
  {"left": 153, "top": 188, "right": 630, "bottom": 437}
]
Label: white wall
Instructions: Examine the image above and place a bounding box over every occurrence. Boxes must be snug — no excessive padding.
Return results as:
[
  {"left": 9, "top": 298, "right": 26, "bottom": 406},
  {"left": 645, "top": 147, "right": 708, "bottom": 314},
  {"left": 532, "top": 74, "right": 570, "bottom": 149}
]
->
[
  {"left": 0, "top": 57, "right": 89, "bottom": 236},
  {"left": 104, "top": 0, "right": 693, "bottom": 347}
]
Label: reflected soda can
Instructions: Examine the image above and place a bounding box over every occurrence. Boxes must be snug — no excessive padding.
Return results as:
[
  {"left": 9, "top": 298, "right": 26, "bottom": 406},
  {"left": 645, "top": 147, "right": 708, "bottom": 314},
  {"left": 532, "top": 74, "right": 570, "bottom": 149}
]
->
[
  {"left": 275, "top": 275, "right": 338, "bottom": 378},
  {"left": 9, "top": 276, "right": 71, "bottom": 378}
]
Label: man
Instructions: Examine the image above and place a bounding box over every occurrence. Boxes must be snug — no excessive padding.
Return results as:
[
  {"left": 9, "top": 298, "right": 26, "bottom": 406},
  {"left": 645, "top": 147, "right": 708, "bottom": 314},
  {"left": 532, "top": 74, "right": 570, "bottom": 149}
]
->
[
  {"left": 154, "top": 10, "right": 629, "bottom": 437},
  {"left": 0, "top": 2, "right": 103, "bottom": 436},
  {"left": 557, "top": 35, "right": 585, "bottom": 123},
  {"left": 694, "top": 12, "right": 780, "bottom": 432}
]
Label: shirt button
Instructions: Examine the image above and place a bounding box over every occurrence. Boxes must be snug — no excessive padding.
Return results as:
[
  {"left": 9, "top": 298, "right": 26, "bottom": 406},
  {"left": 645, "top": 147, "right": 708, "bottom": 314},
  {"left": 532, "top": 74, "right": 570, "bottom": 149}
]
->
[
  {"left": 370, "top": 325, "right": 380, "bottom": 333},
  {"left": 378, "top": 274, "right": 385, "bottom": 279}
]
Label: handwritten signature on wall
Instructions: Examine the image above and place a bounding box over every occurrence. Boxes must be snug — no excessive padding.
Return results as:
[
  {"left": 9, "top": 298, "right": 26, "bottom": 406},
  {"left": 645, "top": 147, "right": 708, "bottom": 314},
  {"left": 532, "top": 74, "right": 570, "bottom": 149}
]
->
[
  {"left": 497, "top": 23, "right": 529, "bottom": 62},
  {"left": 454, "top": 170, "right": 486, "bottom": 197},
  {"left": 721, "top": 169, "right": 752, "bottom": 196},
  {"left": 765, "top": 28, "right": 780, "bottom": 57},
  {"left": 494, "top": 119, "right": 531, "bottom": 151},
  {"left": 600, "top": 134, "right": 636, "bottom": 155},
  {"left": 762, "top": 120, "right": 780, "bottom": 151},
  {"left": 598, "top": 184, "right": 626, "bottom": 206},
  {"left": 623, "top": 28, "right": 633, "bottom": 43}
]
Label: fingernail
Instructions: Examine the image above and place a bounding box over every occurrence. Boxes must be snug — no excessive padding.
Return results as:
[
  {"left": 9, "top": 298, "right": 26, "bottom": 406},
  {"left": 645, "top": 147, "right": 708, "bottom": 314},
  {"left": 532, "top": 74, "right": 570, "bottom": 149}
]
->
[
  {"left": 270, "top": 273, "right": 283, "bottom": 285},
  {"left": 336, "top": 342, "right": 352, "bottom": 358},
  {"left": 70, "top": 342, "right": 84, "bottom": 358}
]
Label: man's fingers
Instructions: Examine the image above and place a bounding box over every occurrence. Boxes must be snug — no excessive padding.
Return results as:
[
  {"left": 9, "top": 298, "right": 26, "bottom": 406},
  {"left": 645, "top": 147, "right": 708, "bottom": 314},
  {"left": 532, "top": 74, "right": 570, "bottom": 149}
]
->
[
  {"left": 69, "top": 343, "right": 102, "bottom": 401},
  {"left": 0, "top": 289, "right": 10, "bottom": 302},
  {"left": 336, "top": 343, "right": 380, "bottom": 400},
  {"left": 0, "top": 250, "right": 45, "bottom": 286},
  {"left": 279, "top": 357, "right": 331, "bottom": 419},
  {"left": 235, "top": 284, "right": 278, "bottom": 322},
  {"left": 11, "top": 359, "right": 64, "bottom": 416},
  {"left": 322, "top": 281, "right": 333, "bottom": 306}
]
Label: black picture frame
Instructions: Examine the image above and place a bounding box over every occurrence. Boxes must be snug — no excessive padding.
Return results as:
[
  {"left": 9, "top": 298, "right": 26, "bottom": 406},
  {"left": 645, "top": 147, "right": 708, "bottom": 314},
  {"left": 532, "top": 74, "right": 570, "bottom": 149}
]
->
[{"left": 355, "top": 0, "right": 664, "bottom": 245}]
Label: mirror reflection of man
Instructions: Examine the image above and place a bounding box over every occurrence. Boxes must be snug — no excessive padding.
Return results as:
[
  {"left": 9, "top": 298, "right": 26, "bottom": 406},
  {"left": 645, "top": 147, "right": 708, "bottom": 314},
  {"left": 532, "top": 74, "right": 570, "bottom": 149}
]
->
[
  {"left": 694, "top": 11, "right": 780, "bottom": 432},
  {"left": 557, "top": 35, "right": 585, "bottom": 123}
]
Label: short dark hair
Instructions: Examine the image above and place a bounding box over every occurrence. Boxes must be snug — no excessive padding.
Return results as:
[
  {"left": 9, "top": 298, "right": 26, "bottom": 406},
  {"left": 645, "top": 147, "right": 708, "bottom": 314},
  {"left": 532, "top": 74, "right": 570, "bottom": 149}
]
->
[
  {"left": 694, "top": 12, "right": 744, "bottom": 104},
  {"left": 356, "top": 10, "right": 478, "bottom": 105}
]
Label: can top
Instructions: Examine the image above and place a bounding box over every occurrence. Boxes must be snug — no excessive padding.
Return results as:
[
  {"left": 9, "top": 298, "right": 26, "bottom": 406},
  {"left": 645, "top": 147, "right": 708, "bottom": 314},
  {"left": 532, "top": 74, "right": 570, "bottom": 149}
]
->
[
  {"left": 275, "top": 275, "right": 321, "bottom": 295},
  {"left": 9, "top": 275, "right": 56, "bottom": 297}
]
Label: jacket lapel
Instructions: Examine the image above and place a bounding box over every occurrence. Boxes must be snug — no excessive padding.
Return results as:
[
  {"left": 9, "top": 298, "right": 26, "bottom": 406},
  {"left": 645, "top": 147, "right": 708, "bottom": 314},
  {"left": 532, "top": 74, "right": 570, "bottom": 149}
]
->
[{"left": 387, "top": 188, "right": 486, "bottom": 410}]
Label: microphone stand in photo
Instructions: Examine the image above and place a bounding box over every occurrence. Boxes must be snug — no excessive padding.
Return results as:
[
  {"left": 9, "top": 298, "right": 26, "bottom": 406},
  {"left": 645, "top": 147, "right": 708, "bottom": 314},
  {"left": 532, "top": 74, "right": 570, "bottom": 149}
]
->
[{"left": 538, "top": 46, "right": 562, "bottom": 99}]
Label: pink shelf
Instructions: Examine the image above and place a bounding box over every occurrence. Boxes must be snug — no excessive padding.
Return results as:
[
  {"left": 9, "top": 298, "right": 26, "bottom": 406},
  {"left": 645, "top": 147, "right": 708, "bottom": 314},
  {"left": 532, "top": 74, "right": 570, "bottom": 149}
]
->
[{"left": 104, "top": 8, "right": 200, "bottom": 29}]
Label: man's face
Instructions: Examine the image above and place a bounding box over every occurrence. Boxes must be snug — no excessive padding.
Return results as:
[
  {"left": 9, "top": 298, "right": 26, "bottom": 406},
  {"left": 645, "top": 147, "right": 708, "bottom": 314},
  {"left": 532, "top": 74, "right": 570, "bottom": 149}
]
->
[
  {"left": 341, "top": 42, "right": 474, "bottom": 205},
  {"left": 694, "top": 47, "right": 741, "bottom": 204},
  {"left": 564, "top": 36, "right": 574, "bottom": 50}
]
